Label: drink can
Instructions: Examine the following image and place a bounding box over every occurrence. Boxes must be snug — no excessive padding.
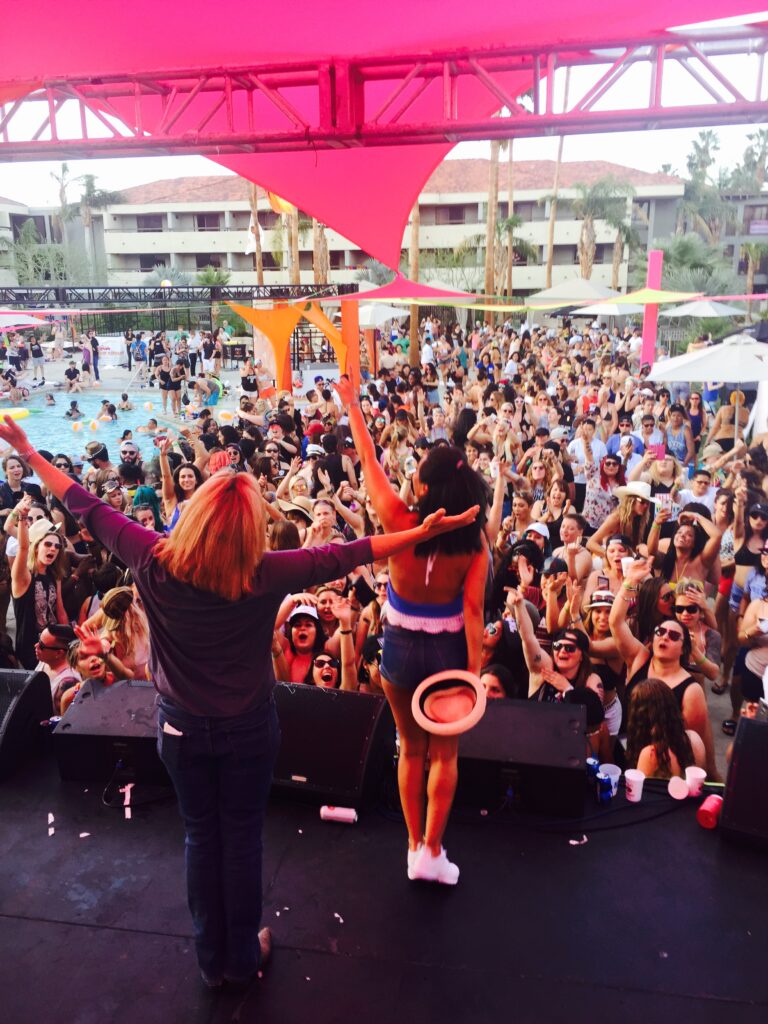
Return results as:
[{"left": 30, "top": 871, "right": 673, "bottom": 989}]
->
[
  {"left": 586, "top": 757, "right": 600, "bottom": 779},
  {"left": 596, "top": 772, "right": 613, "bottom": 803}
]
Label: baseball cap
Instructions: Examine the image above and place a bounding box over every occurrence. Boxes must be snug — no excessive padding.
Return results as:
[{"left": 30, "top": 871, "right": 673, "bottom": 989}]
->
[
  {"left": 120, "top": 440, "right": 138, "bottom": 452},
  {"left": 306, "top": 421, "right": 324, "bottom": 435},
  {"left": 288, "top": 604, "right": 319, "bottom": 622},
  {"left": 28, "top": 519, "right": 62, "bottom": 547},
  {"left": 542, "top": 557, "right": 568, "bottom": 576},
  {"left": 550, "top": 427, "right": 569, "bottom": 441},
  {"left": 306, "top": 444, "right": 325, "bottom": 457},
  {"left": 341, "top": 436, "right": 354, "bottom": 447},
  {"left": 524, "top": 522, "right": 550, "bottom": 541}
]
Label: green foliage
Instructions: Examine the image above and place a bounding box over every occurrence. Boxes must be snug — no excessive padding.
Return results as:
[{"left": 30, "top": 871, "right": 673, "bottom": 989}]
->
[
  {"left": 632, "top": 235, "right": 737, "bottom": 295},
  {"left": 143, "top": 265, "right": 192, "bottom": 286},
  {"left": 355, "top": 258, "right": 397, "bottom": 285},
  {"left": 196, "top": 264, "right": 231, "bottom": 285}
]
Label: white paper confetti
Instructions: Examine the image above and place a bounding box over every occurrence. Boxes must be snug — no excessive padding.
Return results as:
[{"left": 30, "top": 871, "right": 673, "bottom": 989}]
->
[
  {"left": 298, "top": 829, "right": 303, "bottom": 835},
  {"left": 659, "top": 951, "right": 668, "bottom": 959},
  {"left": 305, "top": 977, "right": 311, "bottom": 982},
  {"left": 480, "top": 809, "right": 488, "bottom": 816},
  {"left": 47, "top": 812, "right": 54, "bottom": 837},
  {"left": 283, "top": 906, "right": 290, "bottom": 912},
  {"left": 275, "top": 910, "right": 280, "bottom": 917},
  {"left": 333, "top": 913, "right": 344, "bottom": 924},
  {"left": 568, "top": 835, "right": 588, "bottom": 846},
  {"left": 119, "top": 782, "right": 134, "bottom": 820},
  {"left": 79, "top": 832, "right": 91, "bottom": 839}
]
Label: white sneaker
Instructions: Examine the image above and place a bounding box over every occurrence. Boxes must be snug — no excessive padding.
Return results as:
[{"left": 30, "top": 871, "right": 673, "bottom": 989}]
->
[
  {"left": 407, "top": 843, "right": 423, "bottom": 880},
  {"left": 411, "top": 846, "right": 460, "bottom": 885}
]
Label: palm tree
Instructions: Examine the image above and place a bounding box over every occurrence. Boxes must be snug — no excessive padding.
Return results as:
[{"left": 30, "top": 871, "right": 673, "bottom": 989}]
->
[
  {"left": 602, "top": 187, "right": 637, "bottom": 290},
  {"left": 408, "top": 200, "right": 420, "bottom": 367},
  {"left": 196, "top": 265, "right": 231, "bottom": 285},
  {"left": 356, "top": 259, "right": 396, "bottom": 286},
  {"left": 247, "top": 182, "right": 264, "bottom": 285},
  {"left": 71, "top": 174, "right": 123, "bottom": 280},
  {"left": 632, "top": 235, "right": 737, "bottom": 296},
  {"left": 741, "top": 243, "right": 768, "bottom": 319},
  {"left": 143, "top": 265, "right": 191, "bottom": 286},
  {"left": 6, "top": 218, "right": 67, "bottom": 284},
  {"left": 312, "top": 218, "right": 330, "bottom": 284},
  {"left": 484, "top": 140, "right": 500, "bottom": 299},
  {"left": 505, "top": 137, "right": 515, "bottom": 300},
  {"left": 571, "top": 178, "right": 635, "bottom": 280},
  {"left": 544, "top": 67, "right": 571, "bottom": 289},
  {"left": 455, "top": 217, "right": 537, "bottom": 298},
  {"left": 50, "top": 162, "right": 82, "bottom": 244}
]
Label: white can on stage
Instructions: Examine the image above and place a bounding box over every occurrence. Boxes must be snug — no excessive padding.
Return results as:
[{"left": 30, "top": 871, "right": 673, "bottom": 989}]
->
[{"left": 320, "top": 805, "right": 358, "bottom": 824}]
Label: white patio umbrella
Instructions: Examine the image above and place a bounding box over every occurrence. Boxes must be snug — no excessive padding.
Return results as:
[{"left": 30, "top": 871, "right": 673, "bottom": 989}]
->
[
  {"left": 660, "top": 299, "right": 747, "bottom": 319},
  {"left": 357, "top": 303, "right": 406, "bottom": 328},
  {"left": 576, "top": 301, "right": 645, "bottom": 317},
  {"left": 648, "top": 333, "right": 768, "bottom": 441},
  {"left": 0, "top": 312, "right": 46, "bottom": 329}
]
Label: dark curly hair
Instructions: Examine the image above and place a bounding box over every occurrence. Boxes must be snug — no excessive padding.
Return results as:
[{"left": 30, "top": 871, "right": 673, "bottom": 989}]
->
[
  {"left": 626, "top": 678, "right": 695, "bottom": 776},
  {"left": 414, "top": 445, "right": 489, "bottom": 557}
]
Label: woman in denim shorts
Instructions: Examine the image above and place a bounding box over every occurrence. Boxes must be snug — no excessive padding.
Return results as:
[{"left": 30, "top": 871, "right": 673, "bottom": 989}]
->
[{"left": 337, "top": 375, "right": 488, "bottom": 886}]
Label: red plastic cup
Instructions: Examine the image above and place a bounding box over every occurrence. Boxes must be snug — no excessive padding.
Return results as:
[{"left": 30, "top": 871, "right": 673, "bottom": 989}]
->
[{"left": 696, "top": 794, "right": 723, "bottom": 829}]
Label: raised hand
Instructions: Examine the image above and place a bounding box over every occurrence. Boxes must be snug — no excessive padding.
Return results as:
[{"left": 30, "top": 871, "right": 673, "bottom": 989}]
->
[
  {"left": 74, "top": 623, "right": 109, "bottom": 658},
  {"left": 421, "top": 504, "right": 480, "bottom": 536},
  {"left": 0, "top": 415, "right": 32, "bottom": 454},
  {"left": 333, "top": 375, "right": 358, "bottom": 409}
]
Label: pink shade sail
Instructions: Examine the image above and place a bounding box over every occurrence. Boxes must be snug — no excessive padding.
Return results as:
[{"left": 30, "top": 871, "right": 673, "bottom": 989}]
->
[
  {"left": 3, "top": 3, "right": 760, "bottom": 267},
  {"left": 340, "top": 273, "right": 477, "bottom": 303}
]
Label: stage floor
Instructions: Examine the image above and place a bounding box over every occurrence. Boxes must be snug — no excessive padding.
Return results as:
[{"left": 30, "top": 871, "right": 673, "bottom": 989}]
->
[{"left": 1, "top": 757, "right": 766, "bottom": 1024}]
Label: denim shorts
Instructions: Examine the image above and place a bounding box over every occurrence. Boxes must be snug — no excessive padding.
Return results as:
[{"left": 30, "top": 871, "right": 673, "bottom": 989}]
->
[{"left": 380, "top": 622, "right": 468, "bottom": 691}]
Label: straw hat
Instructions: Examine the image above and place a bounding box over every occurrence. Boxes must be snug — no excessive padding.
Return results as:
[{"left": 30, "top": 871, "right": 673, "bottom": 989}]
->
[{"left": 613, "top": 481, "right": 659, "bottom": 504}]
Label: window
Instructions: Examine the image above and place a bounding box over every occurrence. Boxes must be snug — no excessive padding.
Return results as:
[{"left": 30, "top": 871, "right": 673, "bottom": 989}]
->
[
  {"left": 329, "top": 251, "right": 345, "bottom": 270},
  {"left": 139, "top": 254, "right": 168, "bottom": 272},
  {"left": 257, "top": 211, "right": 279, "bottom": 229},
  {"left": 136, "top": 214, "right": 164, "bottom": 233},
  {"left": 435, "top": 205, "right": 466, "bottom": 225},
  {"left": 195, "top": 213, "right": 220, "bottom": 232},
  {"left": 195, "top": 254, "right": 221, "bottom": 269}
]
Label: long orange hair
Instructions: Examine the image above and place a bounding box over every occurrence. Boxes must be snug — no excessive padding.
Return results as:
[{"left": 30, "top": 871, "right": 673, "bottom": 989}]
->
[{"left": 154, "top": 471, "right": 266, "bottom": 601}]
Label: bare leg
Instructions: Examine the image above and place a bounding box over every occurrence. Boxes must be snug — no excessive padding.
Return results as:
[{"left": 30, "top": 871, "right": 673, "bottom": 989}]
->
[
  {"left": 423, "top": 734, "right": 460, "bottom": 855},
  {"left": 381, "top": 679, "right": 427, "bottom": 851}
]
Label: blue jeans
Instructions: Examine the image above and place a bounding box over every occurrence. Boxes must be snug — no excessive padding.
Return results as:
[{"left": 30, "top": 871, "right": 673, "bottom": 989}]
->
[
  {"left": 92, "top": 351, "right": 100, "bottom": 380},
  {"left": 157, "top": 695, "right": 281, "bottom": 981},
  {"left": 380, "top": 622, "right": 468, "bottom": 691}
]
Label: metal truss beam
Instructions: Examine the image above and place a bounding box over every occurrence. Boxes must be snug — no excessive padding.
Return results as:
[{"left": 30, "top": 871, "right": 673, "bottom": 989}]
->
[
  {"left": 0, "top": 284, "right": 351, "bottom": 306},
  {"left": 1, "top": 27, "right": 767, "bottom": 159}
]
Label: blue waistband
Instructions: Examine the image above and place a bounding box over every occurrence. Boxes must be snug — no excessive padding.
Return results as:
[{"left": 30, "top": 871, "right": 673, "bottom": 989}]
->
[{"left": 386, "top": 582, "right": 464, "bottom": 618}]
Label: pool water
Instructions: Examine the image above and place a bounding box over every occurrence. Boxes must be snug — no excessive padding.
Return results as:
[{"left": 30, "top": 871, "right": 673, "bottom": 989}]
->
[{"left": 4, "top": 390, "right": 197, "bottom": 464}]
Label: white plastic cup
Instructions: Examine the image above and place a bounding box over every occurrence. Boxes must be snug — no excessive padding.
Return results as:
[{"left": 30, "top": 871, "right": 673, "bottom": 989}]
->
[
  {"left": 624, "top": 768, "right": 645, "bottom": 803},
  {"left": 667, "top": 775, "right": 689, "bottom": 800},
  {"left": 621, "top": 556, "right": 635, "bottom": 577},
  {"left": 685, "top": 766, "right": 707, "bottom": 797},
  {"left": 599, "top": 763, "right": 622, "bottom": 797}
]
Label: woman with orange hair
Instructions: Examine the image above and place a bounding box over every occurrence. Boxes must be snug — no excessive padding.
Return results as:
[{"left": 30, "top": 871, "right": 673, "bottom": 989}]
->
[{"left": 0, "top": 413, "right": 477, "bottom": 990}]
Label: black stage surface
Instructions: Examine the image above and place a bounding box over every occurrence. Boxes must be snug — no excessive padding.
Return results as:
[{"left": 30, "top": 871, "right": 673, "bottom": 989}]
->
[{"left": 1, "top": 757, "right": 767, "bottom": 1024}]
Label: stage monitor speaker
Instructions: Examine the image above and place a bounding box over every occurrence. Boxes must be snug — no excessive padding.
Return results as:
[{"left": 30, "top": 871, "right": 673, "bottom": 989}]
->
[
  {"left": 721, "top": 717, "right": 768, "bottom": 850},
  {"left": 54, "top": 679, "right": 395, "bottom": 807},
  {"left": 0, "top": 669, "right": 53, "bottom": 779},
  {"left": 272, "top": 682, "right": 394, "bottom": 806},
  {"left": 54, "top": 679, "right": 168, "bottom": 786},
  {"left": 457, "top": 698, "right": 586, "bottom": 818}
]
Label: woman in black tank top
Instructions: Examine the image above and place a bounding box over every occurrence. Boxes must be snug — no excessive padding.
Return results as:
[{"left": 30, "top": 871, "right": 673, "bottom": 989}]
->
[
  {"left": 11, "top": 510, "right": 68, "bottom": 668},
  {"left": 609, "top": 557, "right": 719, "bottom": 779}
]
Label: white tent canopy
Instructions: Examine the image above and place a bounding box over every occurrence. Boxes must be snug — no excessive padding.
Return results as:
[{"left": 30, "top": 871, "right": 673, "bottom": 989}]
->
[
  {"left": 526, "top": 278, "right": 620, "bottom": 305},
  {"left": 0, "top": 313, "right": 47, "bottom": 330},
  {"left": 660, "top": 299, "right": 747, "bottom": 319}
]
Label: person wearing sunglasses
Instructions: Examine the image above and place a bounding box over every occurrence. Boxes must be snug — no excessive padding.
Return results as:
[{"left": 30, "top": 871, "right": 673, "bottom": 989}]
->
[
  {"left": 506, "top": 586, "right": 604, "bottom": 705},
  {"left": 653, "top": 507, "right": 722, "bottom": 586},
  {"left": 610, "top": 557, "right": 718, "bottom": 780},
  {"left": 10, "top": 509, "right": 68, "bottom": 669},
  {"left": 672, "top": 579, "right": 721, "bottom": 691},
  {"left": 582, "top": 444, "right": 625, "bottom": 534},
  {"left": 34, "top": 624, "right": 79, "bottom": 713}
]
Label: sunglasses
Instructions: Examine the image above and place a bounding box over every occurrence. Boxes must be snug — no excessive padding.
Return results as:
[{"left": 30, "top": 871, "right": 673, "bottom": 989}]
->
[
  {"left": 54, "top": 462, "right": 72, "bottom": 470},
  {"left": 603, "top": 459, "right": 620, "bottom": 467},
  {"left": 750, "top": 511, "right": 768, "bottom": 520},
  {"left": 313, "top": 656, "right": 338, "bottom": 669},
  {"left": 553, "top": 640, "right": 579, "bottom": 654},
  {"left": 41, "top": 541, "right": 62, "bottom": 550},
  {"left": 654, "top": 625, "right": 683, "bottom": 642},
  {"left": 374, "top": 581, "right": 388, "bottom": 590},
  {"left": 674, "top": 604, "right": 699, "bottom": 614},
  {"left": 36, "top": 640, "right": 68, "bottom": 652}
]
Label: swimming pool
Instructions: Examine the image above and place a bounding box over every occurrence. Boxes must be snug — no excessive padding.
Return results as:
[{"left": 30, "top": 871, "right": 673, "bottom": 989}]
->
[{"left": 2, "top": 389, "right": 212, "bottom": 464}]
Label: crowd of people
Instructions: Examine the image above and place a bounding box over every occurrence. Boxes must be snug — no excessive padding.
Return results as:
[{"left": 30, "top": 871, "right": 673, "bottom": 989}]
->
[
  {"left": 0, "top": 314, "right": 764, "bottom": 784},
  {"left": 2, "top": 309, "right": 766, "bottom": 980}
]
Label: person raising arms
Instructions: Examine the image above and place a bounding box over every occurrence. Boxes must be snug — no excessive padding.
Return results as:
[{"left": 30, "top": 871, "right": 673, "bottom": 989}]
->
[
  {"left": 335, "top": 374, "right": 487, "bottom": 886},
  {"left": 0, "top": 411, "right": 477, "bottom": 987}
]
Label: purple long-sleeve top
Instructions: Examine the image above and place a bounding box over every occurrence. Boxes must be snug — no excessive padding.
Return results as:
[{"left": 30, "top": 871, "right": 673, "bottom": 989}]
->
[{"left": 63, "top": 482, "right": 373, "bottom": 717}]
